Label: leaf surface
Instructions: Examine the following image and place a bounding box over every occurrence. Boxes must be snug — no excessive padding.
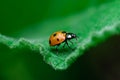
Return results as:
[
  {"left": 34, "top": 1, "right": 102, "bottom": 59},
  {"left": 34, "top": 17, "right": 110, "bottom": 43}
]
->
[{"left": 0, "top": 0, "right": 120, "bottom": 70}]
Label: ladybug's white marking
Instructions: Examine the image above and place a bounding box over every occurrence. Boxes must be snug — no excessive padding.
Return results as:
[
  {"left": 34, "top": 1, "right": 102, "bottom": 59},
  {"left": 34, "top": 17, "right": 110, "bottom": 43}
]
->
[{"left": 67, "top": 35, "right": 72, "bottom": 38}]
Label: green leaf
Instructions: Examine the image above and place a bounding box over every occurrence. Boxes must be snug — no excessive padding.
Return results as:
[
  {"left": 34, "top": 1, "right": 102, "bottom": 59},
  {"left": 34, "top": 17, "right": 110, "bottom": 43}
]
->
[{"left": 0, "top": 0, "right": 120, "bottom": 70}]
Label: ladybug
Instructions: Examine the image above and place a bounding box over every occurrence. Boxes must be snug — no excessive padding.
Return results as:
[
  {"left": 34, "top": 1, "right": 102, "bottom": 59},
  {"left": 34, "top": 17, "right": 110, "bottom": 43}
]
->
[{"left": 49, "top": 31, "right": 77, "bottom": 53}]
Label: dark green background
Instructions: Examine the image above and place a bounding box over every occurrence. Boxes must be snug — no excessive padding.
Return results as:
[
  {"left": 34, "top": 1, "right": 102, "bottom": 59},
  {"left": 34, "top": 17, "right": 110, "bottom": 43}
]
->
[
  {"left": 0, "top": 0, "right": 110, "bottom": 36},
  {"left": 0, "top": 0, "right": 120, "bottom": 80}
]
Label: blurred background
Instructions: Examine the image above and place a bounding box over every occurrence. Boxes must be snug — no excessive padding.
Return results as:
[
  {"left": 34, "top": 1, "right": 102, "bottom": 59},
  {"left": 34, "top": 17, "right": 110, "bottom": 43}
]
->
[
  {"left": 0, "top": 0, "right": 120, "bottom": 80},
  {"left": 0, "top": 0, "right": 111, "bottom": 36}
]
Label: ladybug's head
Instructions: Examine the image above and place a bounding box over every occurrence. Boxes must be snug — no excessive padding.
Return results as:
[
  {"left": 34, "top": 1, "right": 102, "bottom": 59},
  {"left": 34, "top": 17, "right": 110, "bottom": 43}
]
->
[
  {"left": 71, "top": 33, "right": 76, "bottom": 38},
  {"left": 66, "top": 33, "right": 77, "bottom": 40}
]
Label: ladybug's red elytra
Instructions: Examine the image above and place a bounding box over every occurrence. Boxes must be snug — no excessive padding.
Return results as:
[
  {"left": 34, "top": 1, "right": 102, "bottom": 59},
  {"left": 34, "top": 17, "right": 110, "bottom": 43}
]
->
[{"left": 49, "top": 31, "right": 77, "bottom": 53}]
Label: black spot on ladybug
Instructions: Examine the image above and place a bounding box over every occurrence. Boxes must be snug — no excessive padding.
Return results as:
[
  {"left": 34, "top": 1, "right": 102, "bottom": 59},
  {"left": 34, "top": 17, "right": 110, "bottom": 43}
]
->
[
  {"left": 62, "top": 31, "right": 66, "bottom": 33},
  {"left": 53, "top": 33, "right": 57, "bottom": 36},
  {"left": 57, "top": 38, "right": 59, "bottom": 41},
  {"left": 49, "top": 40, "right": 51, "bottom": 44}
]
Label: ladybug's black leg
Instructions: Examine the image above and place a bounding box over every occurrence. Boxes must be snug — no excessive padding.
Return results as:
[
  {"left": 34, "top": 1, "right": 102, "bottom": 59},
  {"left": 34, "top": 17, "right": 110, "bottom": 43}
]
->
[
  {"left": 65, "top": 40, "right": 72, "bottom": 49},
  {"left": 68, "top": 40, "right": 73, "bottom": 45},
  {"left": 63, "top": 42, "right": 66, "bottom": 48},
  {"left": 63, "top": 40, "right": 73, "bottom": 48}
]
